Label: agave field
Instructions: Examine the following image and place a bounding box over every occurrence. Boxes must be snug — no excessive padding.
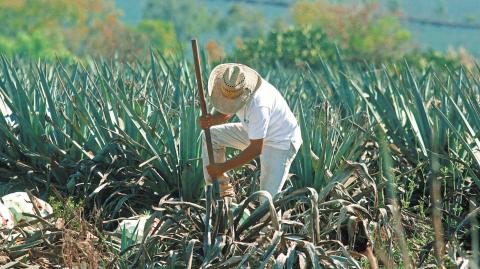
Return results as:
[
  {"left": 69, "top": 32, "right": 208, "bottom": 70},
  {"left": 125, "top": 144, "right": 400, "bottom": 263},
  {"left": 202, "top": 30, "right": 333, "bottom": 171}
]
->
[{"left": 0, "top": 52, "right": 479, "bottom": 268}]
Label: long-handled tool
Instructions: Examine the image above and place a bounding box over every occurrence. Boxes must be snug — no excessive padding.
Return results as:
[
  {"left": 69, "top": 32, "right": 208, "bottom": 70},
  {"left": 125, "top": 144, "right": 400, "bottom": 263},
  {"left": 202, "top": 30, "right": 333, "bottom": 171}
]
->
[
  {"left": 190, "top": 40, "right": 235, "bottom": 198},
  {"left": 191, "top": 39, "right": 215, "bottom": 252},
  {"left": 191, "top": 40, "right": 235, "bottom": 198},
  {"left": 191, "top": 39, "right": 235, "bottom": 251},
  {"left": 191, "top": 41, "right": 216, "bottom": 190}
]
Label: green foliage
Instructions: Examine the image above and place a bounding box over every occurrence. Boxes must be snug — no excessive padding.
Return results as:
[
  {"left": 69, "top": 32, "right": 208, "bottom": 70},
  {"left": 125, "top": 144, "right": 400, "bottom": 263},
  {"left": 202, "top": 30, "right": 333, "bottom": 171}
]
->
[
  {"left": 292, "top": 0, "right": 412, "bottom": 60},
  {"left": 229, "top": 0, "right": 419, "bottom": 68},
  {"left": 48, "top": 196, "right": 85, "bottom": 229},
  {"left": 136, "top": 19, "right": 178, "bottom": 54},
  {"left": 0, "top": 0, "right": 172, "bottom": 60},
  {"left": 349, "top": 16, "right": 411, "bottom": 60},
  {"left": 404, "top": 48, "right": 469, "bottom": 70},
  {"left": 141, "top": 0, "right": 271, "bottom": 55},
  {"left": 0, "top": 0, "right": 74, "bottom": 59},
  {"left": 1, "top": 51, "right": 480, "bottom": 266},
  {"left": 0, "top": 53, "right": 204, "bottom": 218},
  {"left": 0, "top": 30, "right": 72, "bottom": 59},
  {"left": 143, "top": 0, "right": 213, "bottom": 41},
  {"left": 216, "top": 4, "right": 266, "bottom": 40},
  {"left": 234, "top": 26, "right": 337, "bottom": 68},
  {"left": 233, "top": 25, "right": 467, "bottom": 71}
]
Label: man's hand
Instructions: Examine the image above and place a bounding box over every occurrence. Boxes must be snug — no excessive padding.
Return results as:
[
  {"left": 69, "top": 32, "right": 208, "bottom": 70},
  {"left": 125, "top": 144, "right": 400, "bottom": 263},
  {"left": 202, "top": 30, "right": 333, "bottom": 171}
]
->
[
  {"left": 206, "top": 163, "right": 226, "bottom": 179},
  {"left": 206, "top": 164, "right": 235, "bottom": 198},
  {"left": 198, "top": 113, "right": 233, "bottom": 130},
  {"left": 220, "top": 139, "right": 264, "bottom": 172},
  {"left": 198, "top": 115, "right": 214, "bottom": 130}
]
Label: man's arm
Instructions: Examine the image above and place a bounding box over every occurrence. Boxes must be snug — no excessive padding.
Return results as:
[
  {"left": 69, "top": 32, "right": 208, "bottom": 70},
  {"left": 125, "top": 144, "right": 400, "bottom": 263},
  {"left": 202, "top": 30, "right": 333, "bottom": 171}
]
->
[
  {"left": 198, "top": 112, "right": 233, "bottom": 129},
  {"left": 206, "top": 139, "right": 264, "bottom": 179}
]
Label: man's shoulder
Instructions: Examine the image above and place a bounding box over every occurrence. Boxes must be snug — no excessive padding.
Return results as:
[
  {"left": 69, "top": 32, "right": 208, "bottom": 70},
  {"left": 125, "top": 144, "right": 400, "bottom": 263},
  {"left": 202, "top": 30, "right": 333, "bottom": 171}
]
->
[
  {"left": 259, "top": 78, "right": 277, "bottom": 92},
  {"left": 255, "top": 79, "right": 281, "bottom": 98}
]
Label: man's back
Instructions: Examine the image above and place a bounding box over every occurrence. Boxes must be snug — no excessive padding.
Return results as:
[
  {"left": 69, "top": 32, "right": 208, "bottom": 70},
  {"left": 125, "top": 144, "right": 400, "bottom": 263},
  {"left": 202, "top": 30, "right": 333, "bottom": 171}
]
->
[{"left": 236, "top": 79, "right": 302, "bottom": 151}]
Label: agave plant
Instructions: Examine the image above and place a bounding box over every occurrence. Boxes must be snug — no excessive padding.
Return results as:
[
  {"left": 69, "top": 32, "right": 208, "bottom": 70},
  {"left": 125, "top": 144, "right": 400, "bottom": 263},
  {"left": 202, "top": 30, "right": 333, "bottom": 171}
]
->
[
  {"left": 0, "top": 52, "right": 208, "bottom": 219},
  {"left": 0, "top": 51, "right": 480, "bottom": 268}
]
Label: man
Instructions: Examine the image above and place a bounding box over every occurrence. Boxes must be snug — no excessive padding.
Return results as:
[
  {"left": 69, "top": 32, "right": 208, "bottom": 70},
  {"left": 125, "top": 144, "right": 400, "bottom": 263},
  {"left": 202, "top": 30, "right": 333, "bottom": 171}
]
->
[{"left": 199, "top": 63, "right": 302, "bottom": 199}]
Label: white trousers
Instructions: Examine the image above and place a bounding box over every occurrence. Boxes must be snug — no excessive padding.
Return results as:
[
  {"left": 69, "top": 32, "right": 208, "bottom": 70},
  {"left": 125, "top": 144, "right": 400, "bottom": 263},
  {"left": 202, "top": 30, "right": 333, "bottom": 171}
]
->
[{"left": 202, "top": 123, "right": 298, "bottom": 197}]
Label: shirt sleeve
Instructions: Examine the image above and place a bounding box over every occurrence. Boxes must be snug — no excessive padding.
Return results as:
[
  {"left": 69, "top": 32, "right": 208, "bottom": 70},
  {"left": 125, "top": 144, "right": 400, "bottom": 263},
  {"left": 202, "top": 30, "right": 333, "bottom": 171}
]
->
[{"left": 246, "top": 106, "right": 270, "bottom": 140}]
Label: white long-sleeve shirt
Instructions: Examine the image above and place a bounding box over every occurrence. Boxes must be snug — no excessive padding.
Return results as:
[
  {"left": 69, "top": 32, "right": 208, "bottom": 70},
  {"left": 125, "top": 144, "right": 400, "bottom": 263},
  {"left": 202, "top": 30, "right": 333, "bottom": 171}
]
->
[{"left": 236, "top": 79, "right": 302, "bottom": 151}]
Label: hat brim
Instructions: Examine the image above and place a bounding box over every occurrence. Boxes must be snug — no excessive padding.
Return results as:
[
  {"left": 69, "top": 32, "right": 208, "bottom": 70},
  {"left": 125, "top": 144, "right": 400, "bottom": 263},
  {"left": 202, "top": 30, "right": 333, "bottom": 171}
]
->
[{"left": 208, "top": 63, "right": 261, "bottom": 114}]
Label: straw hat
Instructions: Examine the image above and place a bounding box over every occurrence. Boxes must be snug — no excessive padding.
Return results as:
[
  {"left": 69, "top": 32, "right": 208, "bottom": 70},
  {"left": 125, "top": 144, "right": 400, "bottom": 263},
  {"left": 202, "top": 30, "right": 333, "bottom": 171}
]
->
[{"left": 208, "top": 63, "right": 262, "bottom": 114}]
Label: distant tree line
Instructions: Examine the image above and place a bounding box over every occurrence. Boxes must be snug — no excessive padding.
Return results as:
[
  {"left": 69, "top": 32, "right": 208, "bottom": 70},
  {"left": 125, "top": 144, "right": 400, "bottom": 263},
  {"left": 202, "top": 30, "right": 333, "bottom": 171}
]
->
[{"left": 0, "top": 0, "right": 475, "bottom": 68}]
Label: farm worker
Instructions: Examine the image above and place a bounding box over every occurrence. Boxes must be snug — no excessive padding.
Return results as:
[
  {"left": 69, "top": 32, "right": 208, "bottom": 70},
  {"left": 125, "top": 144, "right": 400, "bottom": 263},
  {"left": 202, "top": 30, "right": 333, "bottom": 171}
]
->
[{"left": 199, "top": 63, "right": 302, "bottom": 199}]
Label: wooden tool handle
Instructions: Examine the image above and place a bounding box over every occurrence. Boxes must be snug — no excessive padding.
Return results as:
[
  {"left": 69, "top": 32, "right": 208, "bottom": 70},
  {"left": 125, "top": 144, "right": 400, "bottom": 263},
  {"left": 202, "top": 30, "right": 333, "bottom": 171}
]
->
[{"left": 191, "top": 39, "right": 216, "bottom": 173}]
